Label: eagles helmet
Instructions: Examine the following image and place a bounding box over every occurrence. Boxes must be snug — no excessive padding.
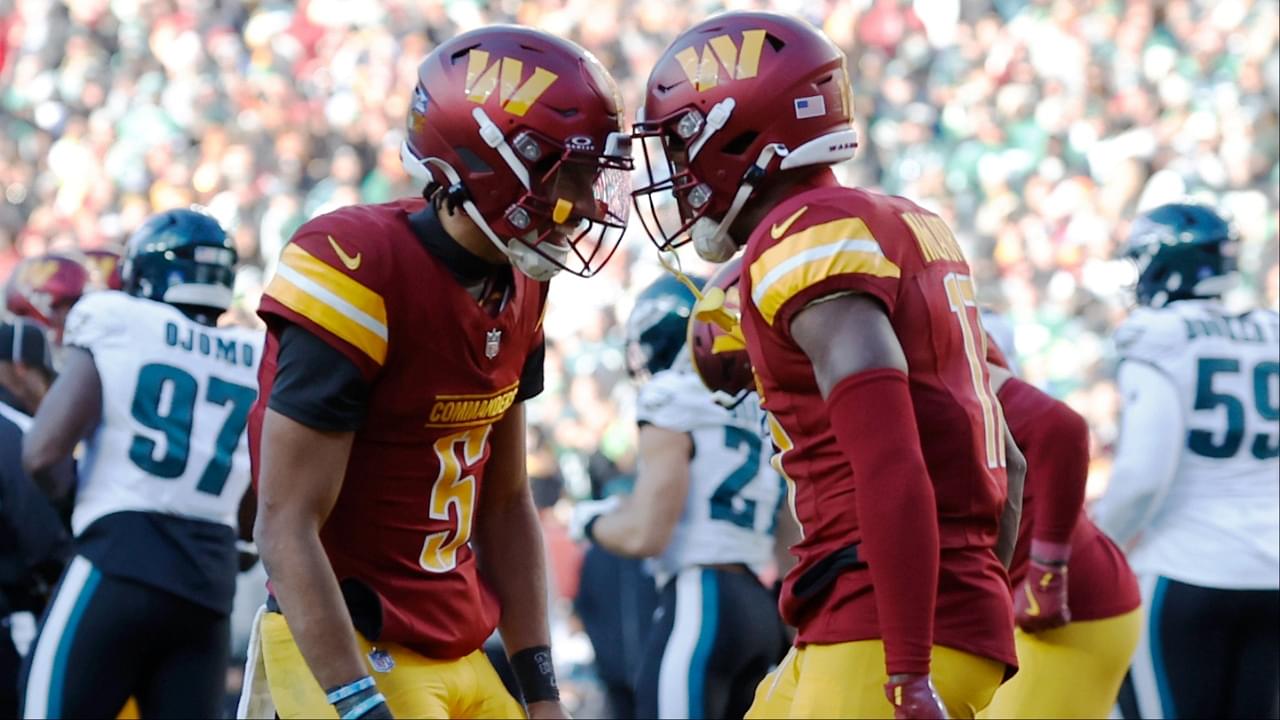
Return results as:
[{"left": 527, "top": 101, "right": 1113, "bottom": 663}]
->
[
  {"left": 121, "top": 209, "right": 237, "bottom": 318},
  {"left": 626, "top": 273, "right": 705, "bottom": 379},
  {"left": 1124, "top": 203, "right": 1238, "bottom": 308}
]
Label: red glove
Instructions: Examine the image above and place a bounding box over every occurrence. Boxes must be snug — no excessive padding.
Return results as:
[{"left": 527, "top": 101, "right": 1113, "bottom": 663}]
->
[
  {"left": 1014, "top": 539, "right": 1071, "bottom": 632},
  {"left": 884, "top": 673, "right": 947, "bottom": 719}
]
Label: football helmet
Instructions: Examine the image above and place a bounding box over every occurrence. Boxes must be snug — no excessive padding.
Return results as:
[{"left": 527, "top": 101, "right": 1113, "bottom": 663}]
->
[
  {"left": 5, "top": 253, "right": 89, "bottom": 343},
  {"left": 83, "top": 247, "right": 124, "bottom": 291},
  {"left": 121, "top": 208, "right": 237, "bottom": 316},
  {"left": 1124, "top": 203, "right": 1238, "bottom": 308},
  {"left": 633, "top": 11, "right": 857, "bottom": 261},
  {"left": 689, "top": 257, "right": 753, "bottom": 408},
  {"left": 400, "top": 25, "right": 632, "bottom": 281},
  {"left": 626, "top": 273, "right": 705, "bottom": 380}
]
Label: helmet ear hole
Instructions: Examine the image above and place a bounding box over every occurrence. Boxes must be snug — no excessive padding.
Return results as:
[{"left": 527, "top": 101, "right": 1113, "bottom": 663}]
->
[{"left": 721, "top": 131, "right": 760, "bottom": 156}]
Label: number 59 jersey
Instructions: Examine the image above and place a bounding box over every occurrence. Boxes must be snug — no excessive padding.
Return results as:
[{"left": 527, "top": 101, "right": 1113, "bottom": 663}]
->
[
  {"left": 1114, "top": 301, "right": 1279, "bottom": 588},
  {"left": 636, "top": 368, "right": 782, "bottom": 584},
  {"left": 64, "top": 290, "right": 262, "bottom": 536}
]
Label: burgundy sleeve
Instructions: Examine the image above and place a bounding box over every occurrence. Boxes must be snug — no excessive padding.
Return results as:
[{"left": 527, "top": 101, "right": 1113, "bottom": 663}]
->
[
  {"left": 1027, "top": 394, "right": 1089, "bottom": 545},
  {"left": 827, "top": 369, "right": 938, "bottom": 675}
]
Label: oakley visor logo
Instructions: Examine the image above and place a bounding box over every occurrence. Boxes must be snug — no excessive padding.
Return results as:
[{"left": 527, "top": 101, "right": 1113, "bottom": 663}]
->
[
  {"left": 674, "top": 29, "right": 766, "bottom": 92},
  {"left": 464, "top": 50, "right": 558, "bottom": 117}
]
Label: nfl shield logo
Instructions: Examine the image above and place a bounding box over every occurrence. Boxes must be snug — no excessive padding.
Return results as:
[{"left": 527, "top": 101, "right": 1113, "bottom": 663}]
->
[
  {"left": 368, "top": 648, "right": 395, "bottom": 673},
  {"left": 485, "top": 329, "right": 502, "bottom": 359}
]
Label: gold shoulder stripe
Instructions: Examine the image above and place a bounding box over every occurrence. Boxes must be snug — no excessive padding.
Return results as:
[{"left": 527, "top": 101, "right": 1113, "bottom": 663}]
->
[
  {"left": 265, "top": 243, "right": 389, "bottom": 365},
  {"left": 749, "top": 217, "right": 900, "bottom": 326}
]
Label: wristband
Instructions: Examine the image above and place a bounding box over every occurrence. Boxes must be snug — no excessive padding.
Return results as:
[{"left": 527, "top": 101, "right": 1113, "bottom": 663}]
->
[
  {"left": 511, "top": 645, "right": 560, "bottom": 704},
  {"left": 326, "top": 676, "right": 388, "bottom": 719}
]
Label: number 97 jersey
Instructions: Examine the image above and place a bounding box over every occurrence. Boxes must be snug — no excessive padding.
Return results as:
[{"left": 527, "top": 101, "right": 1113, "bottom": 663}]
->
[{"left": 65, "top": 291, "right": 262, "bottom": 536}]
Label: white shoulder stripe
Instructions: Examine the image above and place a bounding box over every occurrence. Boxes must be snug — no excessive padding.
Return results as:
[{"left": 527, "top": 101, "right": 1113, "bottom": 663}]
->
[
  {"left": 275, "top": 263, "right": 389, "bottom": 341},
  {"left": 752, "top": 238, "right": 884, "bottom": 306}
]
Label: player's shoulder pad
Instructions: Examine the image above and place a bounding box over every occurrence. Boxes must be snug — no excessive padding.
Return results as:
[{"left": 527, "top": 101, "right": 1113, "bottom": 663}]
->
[
  {"left": 1115, "top": 306, "right": 1188, "bottom": 364},
  {"left": 637, "top": 369, "right": 726, "bottom": 432},
  {"left": 263, "top": 205, "right": 401, "bottom": 368},
  {"left": 63, "top": 290, "right": 135, "bottom": 350}
]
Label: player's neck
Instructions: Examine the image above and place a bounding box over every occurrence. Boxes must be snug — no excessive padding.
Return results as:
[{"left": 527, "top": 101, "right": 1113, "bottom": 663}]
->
[
  {"left": 437, "top": 204, "right": 510, "bottom": 265},
  {"left": 729, "top": 167, "right": 840, "bottom": 241}
]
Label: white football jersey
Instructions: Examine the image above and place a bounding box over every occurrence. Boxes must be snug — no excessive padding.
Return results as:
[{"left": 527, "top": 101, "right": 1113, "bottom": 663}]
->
[
  {"left": 64, "top": 291, "right": 262, "bottom": 535},
  {"left": 1113, "top": 300, "right": 1279, "bottom": 588},
  {"left": 636, "top": 368, "right": 783, "bottom": 582}
]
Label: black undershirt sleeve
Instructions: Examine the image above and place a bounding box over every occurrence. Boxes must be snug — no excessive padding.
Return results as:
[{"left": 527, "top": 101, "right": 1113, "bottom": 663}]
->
[
  {"left": 514, "top": 339, "right": 546, "bottom": 402},
  {"left": 268, "top": 323, "right": 370, "bottom": 432}
]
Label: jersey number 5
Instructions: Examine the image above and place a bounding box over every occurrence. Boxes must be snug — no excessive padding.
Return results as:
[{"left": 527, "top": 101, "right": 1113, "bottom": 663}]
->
[
  {"left": 130, "top": 363, "right": 257, "bottom": 496},
  {"left": 943, "top": 273, "right": 1006, "bottom": 469},
  {"left": 420, "top": 426, "right": 492, "bottom": 573}
]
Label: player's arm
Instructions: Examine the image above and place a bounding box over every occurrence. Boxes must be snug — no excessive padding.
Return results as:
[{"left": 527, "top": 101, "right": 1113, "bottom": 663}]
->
[
  {"left": 255, "top": 324, "right": 390, "bottom": 719},
  {"left": 23, "top": 346, "right": 99, "bottom": 498},
  {"left": 474, "top": 401, "right": 568, "bottom": 720},
  {"left": 791, "top": 292, "right": 944, "bottom": 713},
  {"left": 575, "top": 424, "right": 690, "bottom": 557},
  {"left": 1092, "top": 361, "right": 1183, "bottom": 547}
]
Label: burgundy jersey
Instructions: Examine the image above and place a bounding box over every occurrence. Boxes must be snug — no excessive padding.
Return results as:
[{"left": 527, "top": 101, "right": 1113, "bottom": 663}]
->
[
  {"left": 741, "top": 186, "right": 1016, "bottom": 668},
  {"left": 249, "top": 199, "right": 547, "bottom": 659},
  {"left": 998, "top": 378, "right": 1141, "bottom": 621}
]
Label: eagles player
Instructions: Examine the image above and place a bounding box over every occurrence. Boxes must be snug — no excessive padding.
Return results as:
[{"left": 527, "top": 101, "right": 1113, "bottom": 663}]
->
[
  {"left": 634, "top": 13, "right": 1025, "bottom": 719},
  {"left": 19, "top": 209, "right": 260, "bottom": 718},
  {"left": 1094, "top": 203, "right": 1279, "bottom": 720},
  {"left": 248, "top": 27, "right": 630, "bottom": 720},
  {"left": 571, "top": 273, "right": 787, "bottom": 720}
]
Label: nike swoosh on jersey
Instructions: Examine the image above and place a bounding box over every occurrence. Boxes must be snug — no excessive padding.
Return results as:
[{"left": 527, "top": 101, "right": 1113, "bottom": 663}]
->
[
  {"left": 328, "top": 235, "right": 362, "bottom": 271},
  {"left": 770, "top": 206, "right": 809, "bottom": 239}
]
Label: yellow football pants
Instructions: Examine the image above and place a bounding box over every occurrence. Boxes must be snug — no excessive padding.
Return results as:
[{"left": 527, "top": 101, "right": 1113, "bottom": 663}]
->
[
  {"left": 259, "top": 612, "right": 525, "bottom": 719},
  {"left": 980, "top": 609, "right": 1141, "bottom": 719},
  {"left": 746, "top": 641, "right": 1006, "bottom": 719}
]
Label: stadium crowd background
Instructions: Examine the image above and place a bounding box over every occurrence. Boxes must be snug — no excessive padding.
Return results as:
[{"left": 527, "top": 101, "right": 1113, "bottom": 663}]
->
[{"left": 2, "top": 0, "right": 1278, "bottom": 713}]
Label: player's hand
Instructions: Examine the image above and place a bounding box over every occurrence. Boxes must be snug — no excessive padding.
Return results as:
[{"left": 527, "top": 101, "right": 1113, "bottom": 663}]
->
[
  {"left": 568, "top": 496, "right": 621, "bottom": 542},
  {"left": 1014, "top": 560, "right": 1070, "bottom": 632},
  {"left": 527, "top": 700, "right": 572, "bottom": 719},
  {"left": 884, "top": 673, "right": 947, "bottom": 719},
  {"left": 1014, "top": 539, "right": 1072, "bottom": 633}
]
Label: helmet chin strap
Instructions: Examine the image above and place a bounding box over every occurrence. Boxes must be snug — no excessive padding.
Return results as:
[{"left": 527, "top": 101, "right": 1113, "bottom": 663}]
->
[
  {"left": 692, "top": 143, "right": 786, "bottom": 262},
  {"left": 399, "top": 142, "right": 564, "bottom": 281}
]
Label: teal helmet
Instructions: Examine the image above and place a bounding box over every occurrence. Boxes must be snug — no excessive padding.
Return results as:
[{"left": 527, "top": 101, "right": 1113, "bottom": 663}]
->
[
  {"left": 626, "top": 273, "right": 705, "bottom": 378},
  {"left": 1124, "top": 203, "right": 1238, "bottom": 308}
]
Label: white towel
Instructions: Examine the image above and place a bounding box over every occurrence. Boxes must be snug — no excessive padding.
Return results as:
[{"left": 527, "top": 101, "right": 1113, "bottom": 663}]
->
[{"left": 236, "top": 605, "right": 276, "bottom": 719}]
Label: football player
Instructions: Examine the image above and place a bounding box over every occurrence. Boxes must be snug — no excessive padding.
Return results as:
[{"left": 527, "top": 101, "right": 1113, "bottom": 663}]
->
[
  {"left": 633, "top": 12, "right": 1025, "bottom": 719},
  {"left": 19, "top": 208, "right": 260, "bottom": 718},
  {"left": 247, "top": 26, "right": 630, "bottom": 720},
  {"left": 1094, "top": 204, "right": 1279, "bottom": 719},
  {"left": 4, "top": 253, "right": 89, "bottom": 345},
  {"left": 571, "top": 270, "right": 787, "bottom": 720},
  {"left": 978, "top": 323, "right": 1142, "bottom": 719},
  {"left": 83, "top": 247, "right": 125, "bottom": 292}
]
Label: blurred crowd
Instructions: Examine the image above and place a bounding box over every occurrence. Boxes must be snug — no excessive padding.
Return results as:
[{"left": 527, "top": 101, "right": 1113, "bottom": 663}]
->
[{"left": 1, "top": 0, "right": 1278, "bottom": 711}]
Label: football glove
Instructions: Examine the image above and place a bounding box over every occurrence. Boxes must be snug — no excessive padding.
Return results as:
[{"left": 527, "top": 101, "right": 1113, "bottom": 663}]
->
[
  {"left": 569, "top": 496, "right": 621, "bottom": 543},
  {"left": 884, "top": 673, "right": 947, "bottom": 719},
  {"left": 1014, "top": 539, "right": 1071, "bottom": 633}
]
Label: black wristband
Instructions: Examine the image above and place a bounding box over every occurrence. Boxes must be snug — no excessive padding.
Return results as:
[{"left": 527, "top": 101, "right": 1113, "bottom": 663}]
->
[{"left": 510, "top": 645, "right": 560, "bottom": 704}]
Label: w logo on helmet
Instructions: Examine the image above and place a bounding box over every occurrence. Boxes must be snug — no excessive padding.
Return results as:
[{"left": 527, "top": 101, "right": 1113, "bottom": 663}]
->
[
  {"left": 464, "top": 50, "right": 559, "bottom": 117},
  {"left": 21, "top": 260, "right": 59, "bottom": 289},
  {"left": 674, "top": 29, "right": 767, "bottom": 92}
]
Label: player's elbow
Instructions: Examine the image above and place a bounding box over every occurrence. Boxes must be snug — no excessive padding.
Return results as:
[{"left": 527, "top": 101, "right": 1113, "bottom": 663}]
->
[
  {"left": 626, "top": 524, "right": 673, "bottom": 557},
  {"left": 254, "top": 502, "right": 315, "bottom": 573}
]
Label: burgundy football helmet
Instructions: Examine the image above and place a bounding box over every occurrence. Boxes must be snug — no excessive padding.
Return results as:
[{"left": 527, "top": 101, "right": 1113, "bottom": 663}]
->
[
  {"left": 688, "top": 256, "right": 754, "bottom": 408},
  {"left": 633, "top": 12, "right": 858, "bottom": 261},
  {"left": 83, "top": 246, "right": 124, "bottom": 291},
  {"left": 400, "top": 25, "right": 632, "bottom": 280},
  {"left": 5, "top": 253, "right": 90, "bottom": 344}
]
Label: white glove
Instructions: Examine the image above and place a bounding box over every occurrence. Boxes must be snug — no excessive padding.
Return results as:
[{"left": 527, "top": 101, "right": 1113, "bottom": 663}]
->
[{"left": 569, "top": 496, "right": 622, "bottom": 542}]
